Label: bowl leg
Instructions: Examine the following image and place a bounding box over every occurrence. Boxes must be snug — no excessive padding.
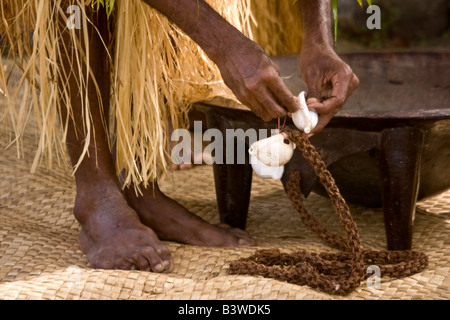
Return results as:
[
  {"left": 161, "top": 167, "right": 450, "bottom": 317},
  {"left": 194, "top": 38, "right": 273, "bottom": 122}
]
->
[
  {"left": 213, "top": 163, "right": 253, "bottom": 229},
  {"left": 380, "top": 127, "right": 424, "bottom": 250},
  {"left": 202, "top": 108, "right": 253, "bottom": 230}
]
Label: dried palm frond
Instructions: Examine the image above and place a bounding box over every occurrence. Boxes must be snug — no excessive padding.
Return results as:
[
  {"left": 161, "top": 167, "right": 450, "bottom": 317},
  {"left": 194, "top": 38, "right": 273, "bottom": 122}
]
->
[
  {"left": 0, "top": 0, "right": 303, "bottom": 190},
  {"left": 1, "top": 0, "right": 94, "bottom": 173}
]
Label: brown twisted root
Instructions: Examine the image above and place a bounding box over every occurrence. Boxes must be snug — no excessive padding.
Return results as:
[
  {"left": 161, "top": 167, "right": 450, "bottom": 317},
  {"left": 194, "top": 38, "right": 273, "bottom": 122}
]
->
[{"left": 229, "top": 128, "right": 428, "bottom": 295}]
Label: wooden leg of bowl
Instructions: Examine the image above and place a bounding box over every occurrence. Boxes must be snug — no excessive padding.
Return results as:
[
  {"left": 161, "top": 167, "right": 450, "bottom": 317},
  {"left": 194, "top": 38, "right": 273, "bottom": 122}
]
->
[
  {"left": 213, "top": 162, "right": 253, "bottom": 229},
  {"left": 202, "top": 108, "right": 253, "bottom": 230},
  {"left": 380, "top": 127, "right": 424, "bottom": 250}
]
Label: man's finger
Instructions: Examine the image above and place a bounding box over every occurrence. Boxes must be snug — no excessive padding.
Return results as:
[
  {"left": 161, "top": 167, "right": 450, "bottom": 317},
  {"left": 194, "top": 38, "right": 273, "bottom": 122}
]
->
[
  {"left": 266, "top": 75, "right": 299, "bottom": 114},
  {"left": 305, "top": 74, "right": 325, "bottom": 105},
  {"left": 306, "top": 73, "right": 352, "bottom": 135},
  {"left": 255, "top": 88, "right": 288, "bottom": 119},
  {"left": 347, "top": 74, "right": 360, "bottom": 98},
  {"left": 310, "top": 73, "right": 349, "bottom": 114},
  {"left": 244, "top": 93, "right": 282, "bottom": 122}
]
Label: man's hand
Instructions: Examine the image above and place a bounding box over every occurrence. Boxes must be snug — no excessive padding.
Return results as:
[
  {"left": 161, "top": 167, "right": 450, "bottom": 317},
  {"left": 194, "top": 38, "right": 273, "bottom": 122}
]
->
[
  {"left": 299, "top": 44, "right": 359, "bottom": 135},
  {"left": 215, "top": 40, "right": 299, "bottom": 122},
  {"left": 142, "top": 0, "right": 299, "bottom": 123},
  {"left": 297, "top": 0, "right": 359, "bottom": 136}
]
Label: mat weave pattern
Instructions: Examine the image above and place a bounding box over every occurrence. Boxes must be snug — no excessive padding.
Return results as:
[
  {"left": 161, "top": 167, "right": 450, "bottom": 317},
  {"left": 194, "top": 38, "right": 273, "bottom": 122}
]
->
[{"left": 1, "top": 114, "right": 450, "bottom": 300}]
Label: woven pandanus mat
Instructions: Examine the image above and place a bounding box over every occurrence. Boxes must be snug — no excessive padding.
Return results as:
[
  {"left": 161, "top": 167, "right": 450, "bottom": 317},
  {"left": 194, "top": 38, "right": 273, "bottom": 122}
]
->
[{"left": 0, "top": 117, "right": 449, "bottom": 300}]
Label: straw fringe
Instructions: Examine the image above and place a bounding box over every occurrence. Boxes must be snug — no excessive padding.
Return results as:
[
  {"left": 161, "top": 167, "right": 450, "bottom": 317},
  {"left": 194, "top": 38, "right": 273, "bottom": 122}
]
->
[
  {"left": 1, "top": 0, "right": 302, "bottom": 188},
  {"left": 1, "top": 0, "right": 97, "bottom": 173}
]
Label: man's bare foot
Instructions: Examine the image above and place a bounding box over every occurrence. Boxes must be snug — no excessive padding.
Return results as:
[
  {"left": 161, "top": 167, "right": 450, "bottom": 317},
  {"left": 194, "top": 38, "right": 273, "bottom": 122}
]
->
[
  {"left": 74, "top": 182, "right": 174, "bottom": 272},
  {"left": 170, "top": 110, "right": 211, "bottom": 171},
  {"left": 124, "top": 184, "right": 254, "bottom": 247},
  {"left": 170, "top": 131, "right": 212, "bottom": 171}
]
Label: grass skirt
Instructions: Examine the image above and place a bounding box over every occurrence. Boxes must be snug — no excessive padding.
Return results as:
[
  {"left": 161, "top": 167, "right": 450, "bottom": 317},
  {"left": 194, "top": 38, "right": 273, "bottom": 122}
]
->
[{"left": 0, "top": 0, "right": 302, "bottom": 188}]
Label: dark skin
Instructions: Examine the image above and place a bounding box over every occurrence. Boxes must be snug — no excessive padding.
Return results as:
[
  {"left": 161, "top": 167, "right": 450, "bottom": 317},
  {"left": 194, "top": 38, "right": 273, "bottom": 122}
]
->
[
  {"left": 60, "top": 0, "right": 358, "bottom": 272},
  {"left": 297, "top": 0, "right": 360, "bottom": 135}
]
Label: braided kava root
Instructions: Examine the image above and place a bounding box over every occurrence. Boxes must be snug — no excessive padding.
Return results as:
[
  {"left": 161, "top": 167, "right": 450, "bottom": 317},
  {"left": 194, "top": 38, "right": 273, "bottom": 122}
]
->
[{"left": 229, "top": 128, "right": 428, "bottom": 295}]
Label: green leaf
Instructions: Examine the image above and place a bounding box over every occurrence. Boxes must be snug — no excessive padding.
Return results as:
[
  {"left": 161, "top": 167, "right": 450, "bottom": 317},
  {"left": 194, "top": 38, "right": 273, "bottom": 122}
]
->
[
  {"left": 357, "top": 0, "right": 373, "bottom": 7},
  {"left": 332, "top": 0, "right": 338, "bottom": 42},
  {"left": 106, "top": 0, "right": 115, "bottom": 18},
  {"left": 91, "top": 0, "right": 115, "bottom": 19}
]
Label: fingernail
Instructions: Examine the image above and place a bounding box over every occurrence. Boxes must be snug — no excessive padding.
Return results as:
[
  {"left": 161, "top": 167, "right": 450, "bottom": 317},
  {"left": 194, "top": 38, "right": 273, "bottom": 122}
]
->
[{"left": 307, "top": 98, "right": 319, "bottom": 103}]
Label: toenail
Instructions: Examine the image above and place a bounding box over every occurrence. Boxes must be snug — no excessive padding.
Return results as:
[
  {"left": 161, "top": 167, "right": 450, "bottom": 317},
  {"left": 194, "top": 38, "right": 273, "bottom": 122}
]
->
[
  {"left": 163, "top": 260, "right": 170, "bottom": 269},
  {"left": 154, "top": 264, "right": 164, "bottom": 272},
  {"left": 239, "top": 239, "right": 251, "bottom": 246}
]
